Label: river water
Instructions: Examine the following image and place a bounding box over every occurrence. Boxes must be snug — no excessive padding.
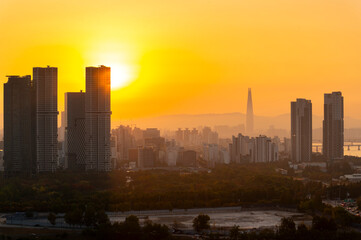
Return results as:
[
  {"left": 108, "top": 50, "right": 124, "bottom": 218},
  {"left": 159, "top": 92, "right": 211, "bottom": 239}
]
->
[
  {"left": 313, "top": 142, "right": 361, "bottom": 157},
  {"left": 109, "top": 209, "right": 311, "bottom": 229},
  {"left": 3, "top": 208, "right": 311, "bottom": 230}
]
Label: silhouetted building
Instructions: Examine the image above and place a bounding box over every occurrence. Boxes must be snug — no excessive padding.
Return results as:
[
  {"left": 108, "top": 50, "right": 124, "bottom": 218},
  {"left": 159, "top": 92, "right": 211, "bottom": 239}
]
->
[
  {"left": 112, "top": 125, "right": 135, "bottom": 163},
  {"left": 183, "top": 128, "right": 190, "bottom": 145},
  {"left": 175, "top": 128, "right": 183, "bottom": 144},
  {"left": 252, "top": 135, "right": 278, "bottom": 163},
  {"left": 85, "top": 65, "right": 112, "bottom": 171},
  {"left": 33, "top": 67, "right": 58, "bottom": 172},
  {"left": 246, "top": 88, "right": 254, "bottom": 135},
  {"left": 283, "top": 138, "right": 291, "bottom": 154},
  {"left": 201, "top": 127, "right": 218, "bottom": 144},
  {"left": 138, "top": 146, "right": 156, "bottom": 168},
  {"left": 230, "top": 133, "right": 252, "bottom": 163},
  {"left": 64, "top": 92, "right": 86, "bottom": 171},
  {"left": 143, "top": 128, "right": 160, "bottom": 139},
  {"left": 323, "top": 92, "right": 344, "bottom": 161},
  {"left": 291, "top": 99, "right": 312, "bottom": 162},
  {"left": 128, "top": 148, "right": 138, "bottom": 162},
  {"left": 202, "top": 127, "right": 212, "bottom": 143},
  {"left": 145, "top": 137, "right": 165, "bottom": 150},
  {"left": 177, "top": 149, "right": 197, "bottom": 167},
  {"left": 166, "top": 147, "right": 178, "bottom": 166},
  {"left": 203, "top": 144, "right": 219, "bottom": 167},
  {"left": 58, "top": 111, "right": 66, "bottom": 142},
  {"left": 190, "top": 128, "right": 200, "bottom": 145},
  {"left": 110, "top": 135, "right": 117, "bottom": 169},
  {"left": 3, "top": 75, "right": 36, "bottom": 175}
]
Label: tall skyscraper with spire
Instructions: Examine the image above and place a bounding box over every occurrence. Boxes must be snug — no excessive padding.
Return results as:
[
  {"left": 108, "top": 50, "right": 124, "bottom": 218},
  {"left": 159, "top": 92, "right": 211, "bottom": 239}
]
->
[{"left": 246, "top": 88, "right": 254, "bottom": 135}]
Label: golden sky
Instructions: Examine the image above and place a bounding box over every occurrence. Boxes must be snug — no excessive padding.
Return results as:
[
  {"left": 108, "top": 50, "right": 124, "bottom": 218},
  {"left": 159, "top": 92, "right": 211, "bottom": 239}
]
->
[{"left": 1, "top": 0, "right": 361, "bottom": 127}]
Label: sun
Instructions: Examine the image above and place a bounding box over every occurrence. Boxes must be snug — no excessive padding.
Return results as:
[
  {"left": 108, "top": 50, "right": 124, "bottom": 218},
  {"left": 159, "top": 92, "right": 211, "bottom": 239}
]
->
[
  {"left": 88, "top": 47, "right": 138, "bottom": 90},
  {"left": 110, "top": 63, "right": 136, "bottom": 90}
]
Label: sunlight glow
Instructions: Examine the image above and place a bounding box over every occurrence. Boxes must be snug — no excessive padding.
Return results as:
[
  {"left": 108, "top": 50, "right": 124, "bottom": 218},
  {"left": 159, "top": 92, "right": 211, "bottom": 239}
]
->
[
  {"left": 110, "top": 63, "right": 137, "bottom": 89},
  {"left": 88, "top": 47, "right": 138, "bottom": 90}
]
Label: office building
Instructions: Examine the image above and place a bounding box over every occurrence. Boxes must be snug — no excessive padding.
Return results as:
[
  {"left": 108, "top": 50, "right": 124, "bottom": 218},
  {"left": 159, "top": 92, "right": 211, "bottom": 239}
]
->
[
  {"left": 323, "top": 92, "right": 344, "bottom": 161},
  {"left": 291, "top": 99, "right": 312, "bottom": 162}
]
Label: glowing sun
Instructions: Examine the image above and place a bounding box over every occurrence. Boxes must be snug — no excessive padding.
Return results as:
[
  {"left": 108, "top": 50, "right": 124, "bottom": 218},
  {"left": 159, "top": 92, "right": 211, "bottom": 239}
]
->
[{"left": 110, "top": 63, "right": 137, "bottom": 90}]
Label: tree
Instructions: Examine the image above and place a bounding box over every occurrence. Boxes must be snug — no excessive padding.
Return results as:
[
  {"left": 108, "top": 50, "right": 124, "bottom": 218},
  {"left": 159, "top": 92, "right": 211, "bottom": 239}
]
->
[
  {"left": 65, "top": 208, "right": 83, "bottom": 227},
  {"left": 312, "top": 216, "right": 337, "bottom": 231},
  {"left": 120, "top": 215, "right": 142, "bottom": 240},
  {"left": 333, "top": 207, "right": 356, "bottom": 226},
  {"left": 357, "top": 197, "right": 361, "bottom": 210},
  {"left": 47, "top": 212, "right": 56, "bottom": 225},
  {"left": 124, "top": 215, "right": 141, "bottom": 232},
  {"left": 84, "top": 205, "right": 97, "bottom": 227},
  {"left": 229, "top": 225, "right": 240, "bottom": 240},
  {"left": 142, "top": 221, "right": 170, "bottom": 240},
  {"left": 296, "top": 224, "right": 310, "bottom": 240},
  {"left": 278, "top": 217, "right": 296, "bottom": 239},
  {"left": 95, "top": 210, "right": 110, "bottom": 226},
  {"left": 25, "top": 211, "right": 33, "bottom": 218},
  {"left": 193, "top": 214, "right": 210, "bottom": 232}
]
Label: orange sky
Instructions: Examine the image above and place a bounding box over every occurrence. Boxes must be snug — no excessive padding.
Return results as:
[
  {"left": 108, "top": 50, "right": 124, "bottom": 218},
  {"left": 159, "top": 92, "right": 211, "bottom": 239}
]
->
[{"left": 1, "top": 0, "right": 361, "bottom": 127}]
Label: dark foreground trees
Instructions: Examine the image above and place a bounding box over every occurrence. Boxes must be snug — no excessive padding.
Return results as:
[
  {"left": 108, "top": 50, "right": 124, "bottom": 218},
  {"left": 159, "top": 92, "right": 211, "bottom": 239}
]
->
[
  {"left": 64, "top": 205, "right": 109, "bottom": 228},
  {"left": 83, "top": 215, "right": 171, "bottom": 240},
  {"left": 47, "top": 212, "right": 56, "bottom": 225},
  {"left": 0, "top": 163, "right": 327, "bottom": 213},
  {"left": 233, "top": 217, "right": 361, "bottom": 240},
  {"left": 193, "top": 214, "right": 211, "bottom": 232}
]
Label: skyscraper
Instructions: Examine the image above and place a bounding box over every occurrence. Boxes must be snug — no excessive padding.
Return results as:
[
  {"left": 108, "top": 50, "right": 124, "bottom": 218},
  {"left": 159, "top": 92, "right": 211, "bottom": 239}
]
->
[
  {"left": 3, "top": 75, "right": 36, "bottom": 175},
  {"left": 33, "top": 67, "right": 58, "bottom": 172},
  {"left": 65, "top": 92, "right": 86, "bottom": 171},
  {"left": 246, "top": 88, "right": 254, "bottom": 135},
  {"left": 85, "top": 65, "right": 111, "bottom": 171},
  {"left": 323, "top": 92, "right": 344, "bottom": 161},
  {"left": 291, "top": 99, "right": 312, "bottom": 162}
]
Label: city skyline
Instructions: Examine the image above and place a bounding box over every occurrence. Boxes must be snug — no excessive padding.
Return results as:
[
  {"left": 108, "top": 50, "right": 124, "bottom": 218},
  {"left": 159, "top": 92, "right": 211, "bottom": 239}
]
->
[
  {"left": 1, "top": 67, "right": 350, "bottom": 133},
  {"left": 2, "top": 1, "right": 361, "bottom": 238},
  {"left": 2, "top": 0, "right": 361, "bottom": 126}
]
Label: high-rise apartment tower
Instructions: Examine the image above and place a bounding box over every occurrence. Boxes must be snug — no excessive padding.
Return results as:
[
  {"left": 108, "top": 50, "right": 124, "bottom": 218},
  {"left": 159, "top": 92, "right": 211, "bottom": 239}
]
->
[
  {"left": 3, "top": 75, "right": 36, "bottom": 175},
  {"left": 323, "top": 92, "right": 344, "bottom": 161},
  {"left": 291, "top": 98, "right": 312, "bottom": 162},
  {"left": 85, "top": 65, "right": 111, "bottom": 171},
  {"left": 33, "top": 66, "right": 58, "bottom": 172}
]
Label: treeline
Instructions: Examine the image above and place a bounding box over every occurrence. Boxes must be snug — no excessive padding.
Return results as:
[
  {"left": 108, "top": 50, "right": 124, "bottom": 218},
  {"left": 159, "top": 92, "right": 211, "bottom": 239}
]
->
[
  {"left": 0, "top": 163, "right": 325, "bottom": 212},
  {"left": 82, "top": 215, "right": 171, "bottom": 240},
  {"left": 82, "top": 207, "right": 361, "bottom": 240},
  {"left": 227, "top": 215, "right": 361, "bottom": 240}
]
